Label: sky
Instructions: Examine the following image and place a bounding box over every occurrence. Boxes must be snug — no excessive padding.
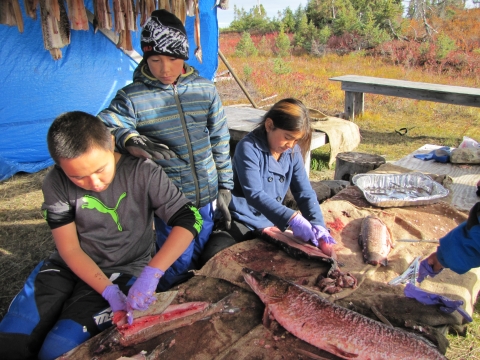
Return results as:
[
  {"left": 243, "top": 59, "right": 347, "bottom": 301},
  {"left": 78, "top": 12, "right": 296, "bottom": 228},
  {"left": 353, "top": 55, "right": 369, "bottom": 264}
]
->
[
  {"left": 216, "top": 1, "right": 305, "bottom": 29},
  {"left": 216, "top": 0, "right": 478, "bottom": 29}
]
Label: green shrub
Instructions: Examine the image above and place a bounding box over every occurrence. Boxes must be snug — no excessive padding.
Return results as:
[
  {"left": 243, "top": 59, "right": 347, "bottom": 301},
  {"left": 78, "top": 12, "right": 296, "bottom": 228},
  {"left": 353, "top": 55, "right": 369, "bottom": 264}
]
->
[
  {"left": 275, "top": 26, "right": 291, "bottom": 57},
  {"left": 234, "top": 32, "right": 258, "bottom": 57},
  {"left": 243, "top": 65, "right": 253, "bottom": 80},
  {"left": 436, "top": 33, "right": 456, "bottom": 60},
  {"left": 272, "top": 58, "right": 291, "bottom": 74}
]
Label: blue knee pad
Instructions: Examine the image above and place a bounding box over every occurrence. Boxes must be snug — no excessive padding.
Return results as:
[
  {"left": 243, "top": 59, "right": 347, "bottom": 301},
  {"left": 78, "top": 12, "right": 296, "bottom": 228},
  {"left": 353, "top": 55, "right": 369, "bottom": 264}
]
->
[{"left": 38, "top": 319, "right": 90, "bottom": 360}]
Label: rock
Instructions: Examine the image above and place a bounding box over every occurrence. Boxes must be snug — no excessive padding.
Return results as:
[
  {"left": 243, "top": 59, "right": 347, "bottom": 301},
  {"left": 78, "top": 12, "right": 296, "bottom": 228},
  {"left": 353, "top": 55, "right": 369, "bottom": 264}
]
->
[{"left": 318, "top": 180, "right": 351, "bottom": 197}]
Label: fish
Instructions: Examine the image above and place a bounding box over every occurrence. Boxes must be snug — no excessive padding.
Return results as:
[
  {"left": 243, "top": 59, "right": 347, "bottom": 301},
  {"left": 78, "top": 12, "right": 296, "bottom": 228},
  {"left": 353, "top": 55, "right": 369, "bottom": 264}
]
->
[
  {"left": 186, "top": 0, "right": 195, "bottom": 17},
  {"left": 242, "top": 268, "right": 447, "bottom": 360},
  {"left": 59, "top": 294, "right": 235, "bottom": 359},
  {"left": 0, "top": 0, "right": 24, "bottom": 32},
  {"left": 24, "top": 0, "right": 39, "bottom": 20},
  {"left": 358, "top": 215, "right": 393, "bottom": 266},
  {"left": 66, "top": 0, "right": 89, "bottom": 30},
  {"left": 136, "top": 0, "right": 156, "bottom": 27},
  {"left": 39, "top": 0, "right": 71, "bottom": 60},
  {"left": 93, "top": 0, "right": 112, "bottom": 31},
  {"left": 193, "top": 0, "right": 202, "bottom": 63},
  {"left": 255, "top": 227, "right": 337, "bottom": 266},
  {"left": 171, "top": 0, "right": 186, "bottom": 24}
]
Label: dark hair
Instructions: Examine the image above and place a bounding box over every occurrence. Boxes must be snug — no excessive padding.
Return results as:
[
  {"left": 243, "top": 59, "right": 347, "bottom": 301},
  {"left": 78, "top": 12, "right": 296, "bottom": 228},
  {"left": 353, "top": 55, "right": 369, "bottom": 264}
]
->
[
  {"left": 47, "top": 111, "right": 113, "bottom": 164},
  {"left": 257, "top": 98, "right": 312, "bottom": 159}
]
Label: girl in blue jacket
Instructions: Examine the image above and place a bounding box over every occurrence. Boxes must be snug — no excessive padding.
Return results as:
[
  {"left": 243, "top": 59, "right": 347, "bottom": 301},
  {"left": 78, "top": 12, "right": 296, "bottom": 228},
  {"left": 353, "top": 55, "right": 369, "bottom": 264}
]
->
[{"left": 200, "top": 98, "right": 335, "bottom": 264}]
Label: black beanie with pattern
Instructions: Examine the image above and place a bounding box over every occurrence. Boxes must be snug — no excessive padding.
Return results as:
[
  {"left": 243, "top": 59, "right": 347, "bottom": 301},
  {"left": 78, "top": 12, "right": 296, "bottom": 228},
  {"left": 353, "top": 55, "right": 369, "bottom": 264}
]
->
[{"left": 141, "top": 10, "right": 189, "bottom": 61}]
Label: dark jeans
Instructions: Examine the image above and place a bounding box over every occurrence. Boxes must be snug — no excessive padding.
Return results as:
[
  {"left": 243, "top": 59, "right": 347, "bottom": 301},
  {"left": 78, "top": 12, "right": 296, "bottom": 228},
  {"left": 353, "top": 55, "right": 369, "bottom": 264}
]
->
[{"left": 198, "top": 220, "right": 256, "bottom": 267}]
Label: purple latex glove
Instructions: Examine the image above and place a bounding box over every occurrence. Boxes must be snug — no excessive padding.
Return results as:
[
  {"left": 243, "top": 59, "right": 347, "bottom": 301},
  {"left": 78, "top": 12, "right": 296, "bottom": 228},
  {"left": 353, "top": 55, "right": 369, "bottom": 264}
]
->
[
  {"left": 417, "top": 258, "right": 443, "bottom": 283},
  {"left": 404, "top": 283, "right": 472, "bottom": 322},
  {"left": 312, "top": 225, "right": 337, "bottom": 245},
  {"left": 288, "top": 213, "right": 317, "bottom": 245},
  {"left": 102, "top": 284, "right": 127, "bottom": 312},
  {"left": 126, "top": 266, "right": 164, "bottom": 325}
]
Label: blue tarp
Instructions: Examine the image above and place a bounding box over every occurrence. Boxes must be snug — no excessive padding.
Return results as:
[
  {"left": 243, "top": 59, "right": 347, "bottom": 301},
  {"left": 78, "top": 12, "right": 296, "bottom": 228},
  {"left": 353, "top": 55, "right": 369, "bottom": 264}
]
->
[{"left": 0, "top": 0, "right": 219, "bottom": 181}]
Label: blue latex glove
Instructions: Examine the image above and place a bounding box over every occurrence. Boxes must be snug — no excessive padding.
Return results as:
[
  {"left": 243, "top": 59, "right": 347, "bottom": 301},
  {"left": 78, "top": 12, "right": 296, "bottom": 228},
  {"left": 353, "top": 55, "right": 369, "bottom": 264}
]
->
[
  {"left": 102, "top": 284, "right": 127, "bottom": 312},
  {"left": 413, "top": 146, "right": 451, "bottom": 163},
  {"left": 404, "top": 283, "right": 472, "bottom": 322},
  {"left": 312, "top": 225, "right": 337, "bottom": 245},
  {"left": 126, "top": 266, "right": 164, "bottom": 325},
  {"left": 288, "top": 213, "right": 317, "bottom": 245},
  {"left": 417, "top": 258, "right": 443, "bottom": 283}
]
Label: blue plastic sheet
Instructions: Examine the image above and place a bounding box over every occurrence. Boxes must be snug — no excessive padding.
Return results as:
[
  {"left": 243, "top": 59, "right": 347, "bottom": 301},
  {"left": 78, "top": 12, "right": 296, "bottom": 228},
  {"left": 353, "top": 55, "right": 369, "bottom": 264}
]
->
[{"left": 0, "top": 0, "right": 219, "bottom": 181}]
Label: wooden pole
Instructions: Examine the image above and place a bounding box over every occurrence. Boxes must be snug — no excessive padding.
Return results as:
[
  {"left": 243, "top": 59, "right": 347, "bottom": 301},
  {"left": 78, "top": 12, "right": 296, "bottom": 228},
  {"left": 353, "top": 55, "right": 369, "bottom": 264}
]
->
[{"left": 218, "top": 50, "right": 259, "bottom": 109}]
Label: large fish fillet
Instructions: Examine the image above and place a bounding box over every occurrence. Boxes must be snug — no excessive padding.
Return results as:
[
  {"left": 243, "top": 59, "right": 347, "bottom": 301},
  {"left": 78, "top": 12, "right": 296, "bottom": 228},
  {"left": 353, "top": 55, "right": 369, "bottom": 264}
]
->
[
  {"left": 243, "top": 268, "right": 446, "bottom": 360},
  {"left": 59, "top": 294, "right": 234, "bottom": 358},
  {"left": 256, "top": 227, "right": 336, "bottom": 265}
]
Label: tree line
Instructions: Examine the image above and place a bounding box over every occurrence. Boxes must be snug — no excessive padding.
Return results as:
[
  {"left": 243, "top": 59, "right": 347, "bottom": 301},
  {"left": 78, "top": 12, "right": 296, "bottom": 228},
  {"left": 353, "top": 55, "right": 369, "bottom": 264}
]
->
[{"left": 224, "top": 0, "right": 480, "bottom": 58}]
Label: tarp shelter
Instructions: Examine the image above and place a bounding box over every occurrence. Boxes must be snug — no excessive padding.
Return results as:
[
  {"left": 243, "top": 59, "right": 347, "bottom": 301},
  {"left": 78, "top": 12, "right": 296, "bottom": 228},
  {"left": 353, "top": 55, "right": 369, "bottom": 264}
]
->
[{"left": 0, "top": 0, "right": 221, "bottom": 181}]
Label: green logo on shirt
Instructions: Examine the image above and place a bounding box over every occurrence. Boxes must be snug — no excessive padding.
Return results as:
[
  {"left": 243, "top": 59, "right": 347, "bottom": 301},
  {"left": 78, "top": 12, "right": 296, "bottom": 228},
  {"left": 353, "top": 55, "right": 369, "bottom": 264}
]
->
[
  {"left": 81, "top": 192, "right": 127, "bottom": 231},
  {"left": 190, "top": 205, "right": 203, "bottom": 234}
]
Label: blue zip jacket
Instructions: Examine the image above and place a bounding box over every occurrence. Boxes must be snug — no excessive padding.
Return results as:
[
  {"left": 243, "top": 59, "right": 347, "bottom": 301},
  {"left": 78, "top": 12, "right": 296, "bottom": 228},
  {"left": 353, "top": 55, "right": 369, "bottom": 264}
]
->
[
  {"left": 97, "top": 61, "right": 233, "bottom": 208},
  {"left": 229, "top": 128, "right": 326, "bottom": 230},
  {"left": 437, "top": 202, "right": 480, "bottom": 274}
]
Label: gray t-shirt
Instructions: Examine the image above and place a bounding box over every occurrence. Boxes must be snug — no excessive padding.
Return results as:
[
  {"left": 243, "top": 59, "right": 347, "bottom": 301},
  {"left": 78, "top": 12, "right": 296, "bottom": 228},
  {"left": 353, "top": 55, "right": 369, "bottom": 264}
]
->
[{"left": 42, "top": 155, "right": 190, "bottom": 277}]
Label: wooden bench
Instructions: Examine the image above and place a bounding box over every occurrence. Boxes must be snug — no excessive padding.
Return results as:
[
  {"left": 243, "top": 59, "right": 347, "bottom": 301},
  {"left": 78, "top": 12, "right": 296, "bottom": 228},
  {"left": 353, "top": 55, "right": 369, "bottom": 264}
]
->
[
  {"left": 224, "top": 106, "right": 327, "bottom": 176},
  {"left": 330, "top": 75, "right": 480, "bottom": 119}
]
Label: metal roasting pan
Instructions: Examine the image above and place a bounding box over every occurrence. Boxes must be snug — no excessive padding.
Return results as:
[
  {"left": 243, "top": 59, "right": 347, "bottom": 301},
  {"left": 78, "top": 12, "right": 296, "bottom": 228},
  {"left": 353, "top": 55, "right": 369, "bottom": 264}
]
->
[{"left": 352, "top": 172, "right": 449, "bottom": 208}]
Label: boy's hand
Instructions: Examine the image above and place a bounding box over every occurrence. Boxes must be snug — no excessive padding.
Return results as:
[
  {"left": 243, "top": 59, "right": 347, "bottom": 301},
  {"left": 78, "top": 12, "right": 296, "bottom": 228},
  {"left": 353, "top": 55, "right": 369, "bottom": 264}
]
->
[
  {"left": 217, "top": 189, "right": 232, "bottom": 230},
  {"left": 102, "top": 284, "right": 127, "bottom": 312},
  {"left": 125, "top": 135, "right": 176, "bottom": 160},
  {"left": 126, "top": 266, "right": 164, "bottom": 325}
]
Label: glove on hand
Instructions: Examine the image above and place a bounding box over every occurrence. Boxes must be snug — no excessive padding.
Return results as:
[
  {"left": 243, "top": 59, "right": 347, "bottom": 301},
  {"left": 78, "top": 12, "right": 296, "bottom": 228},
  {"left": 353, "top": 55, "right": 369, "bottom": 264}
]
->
[
  {"left": 288, "top": 213, "right": 317, "bottom": 245},
  {"left": 404, "top": 283, "right": 472, "bottom": 322},
  {"left": 127, "top": 266, "right": 164, "bottom": 325},
  {"left": 125, "top": 135, "right": 176, "bottom": 160},
  {"left": 217, "top": 189, "right": 232, "bottom": 230},
  {"left": 417, "top": 258, "right": 443, "bottom": 283},
  {"left": 312, "top": 225, "right": 337, "bottom": 245},
  {"left": 102, "top": 284, "right": 127, "bottom": 313}
]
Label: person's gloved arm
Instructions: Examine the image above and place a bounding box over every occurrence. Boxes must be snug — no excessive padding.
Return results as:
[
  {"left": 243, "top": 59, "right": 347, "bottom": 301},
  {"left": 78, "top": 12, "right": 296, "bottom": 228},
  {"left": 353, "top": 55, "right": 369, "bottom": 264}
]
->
[
  {"left": 404, "top": 283, "right": 472, "bottom": 322},
  {"left": 417, "top": 252, "right": 444, "bottom": 282},
  {"left": 102, "top": 284, "right": 127, "bottom": 312},
  {"left": 288, "top": 212, "right": 317, "bottom": 246},
  {"left": 216, "top": 189, "right": 232, "bottom": 230},
  {"left": 126, "top": 266, "right": 164, "bottom": 325},
  {"left": 312, "top": 225, "right": 336, "bottom": 245},
  {"left": 125, "top": 135, "right": 176, "bottom": 160}
]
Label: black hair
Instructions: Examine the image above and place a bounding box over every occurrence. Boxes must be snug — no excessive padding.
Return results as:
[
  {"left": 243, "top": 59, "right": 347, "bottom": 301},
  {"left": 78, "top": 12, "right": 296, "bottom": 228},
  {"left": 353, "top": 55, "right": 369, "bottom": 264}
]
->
[
  {"left": 257, "top": 98, "right": 312, "bottom": 159},
  {"left": 47, "top": 111, "right": 113, "bottom": 164}
]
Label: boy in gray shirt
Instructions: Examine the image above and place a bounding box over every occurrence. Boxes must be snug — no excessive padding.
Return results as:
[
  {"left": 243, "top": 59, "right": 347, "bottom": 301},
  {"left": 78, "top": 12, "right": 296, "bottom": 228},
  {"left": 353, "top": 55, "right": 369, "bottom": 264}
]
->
[{"left": 0, "top": 111, "right": 202, "bottom": 360}]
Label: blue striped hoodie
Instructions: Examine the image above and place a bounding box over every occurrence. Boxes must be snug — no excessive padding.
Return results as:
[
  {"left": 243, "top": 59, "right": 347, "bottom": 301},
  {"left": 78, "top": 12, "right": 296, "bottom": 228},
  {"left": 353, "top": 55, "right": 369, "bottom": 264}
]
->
[{"left": 98, "top": 61, "right": 233, "bottom": 208}]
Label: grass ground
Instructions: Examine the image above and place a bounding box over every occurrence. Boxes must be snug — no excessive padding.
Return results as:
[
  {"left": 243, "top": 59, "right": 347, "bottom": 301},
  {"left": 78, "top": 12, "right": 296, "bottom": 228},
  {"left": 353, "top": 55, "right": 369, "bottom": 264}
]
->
[{"left": 215, "top": 43, "right": 480, "bottom": 359}]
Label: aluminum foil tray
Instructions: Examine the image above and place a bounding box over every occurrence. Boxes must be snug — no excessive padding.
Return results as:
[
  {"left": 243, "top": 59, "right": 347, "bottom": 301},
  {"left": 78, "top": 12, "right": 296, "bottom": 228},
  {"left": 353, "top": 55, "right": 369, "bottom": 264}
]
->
[{"left": 352, "top": 172, "right": 449, "bottom": 207}]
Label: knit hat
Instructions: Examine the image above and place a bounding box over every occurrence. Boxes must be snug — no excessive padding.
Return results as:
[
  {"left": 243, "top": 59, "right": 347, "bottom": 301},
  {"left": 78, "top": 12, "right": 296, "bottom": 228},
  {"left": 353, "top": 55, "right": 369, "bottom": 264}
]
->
[{"left": 141, "top": 10, "right": 189, "bottom": 61}]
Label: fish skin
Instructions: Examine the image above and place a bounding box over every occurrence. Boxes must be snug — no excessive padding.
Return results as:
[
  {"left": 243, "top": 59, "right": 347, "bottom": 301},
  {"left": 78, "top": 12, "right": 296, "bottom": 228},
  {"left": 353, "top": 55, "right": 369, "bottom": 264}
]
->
[
  {"left": 358, "top": 215, "right": 393, "bottom": 266},
  {"left": 243, "top": 268, "right": 446, "bottom": 360}
]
